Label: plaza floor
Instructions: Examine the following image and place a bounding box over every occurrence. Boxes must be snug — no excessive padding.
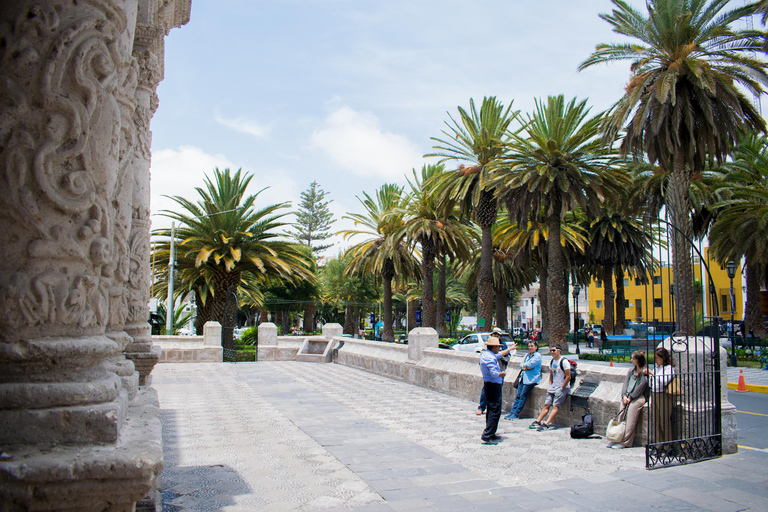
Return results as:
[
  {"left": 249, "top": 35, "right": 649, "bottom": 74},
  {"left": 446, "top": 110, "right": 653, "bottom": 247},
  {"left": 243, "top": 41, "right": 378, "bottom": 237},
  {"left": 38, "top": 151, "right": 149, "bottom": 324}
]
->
[{"left": 153, "top": 362, "right": 768, "bottom": 511}]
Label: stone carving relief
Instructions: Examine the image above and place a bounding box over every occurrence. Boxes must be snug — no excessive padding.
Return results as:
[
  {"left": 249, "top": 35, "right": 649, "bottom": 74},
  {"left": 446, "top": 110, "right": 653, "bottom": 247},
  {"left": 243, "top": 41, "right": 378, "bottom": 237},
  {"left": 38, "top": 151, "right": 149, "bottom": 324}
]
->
[{"left": 0, "top": 2, "right": 134, "bottom": 339}]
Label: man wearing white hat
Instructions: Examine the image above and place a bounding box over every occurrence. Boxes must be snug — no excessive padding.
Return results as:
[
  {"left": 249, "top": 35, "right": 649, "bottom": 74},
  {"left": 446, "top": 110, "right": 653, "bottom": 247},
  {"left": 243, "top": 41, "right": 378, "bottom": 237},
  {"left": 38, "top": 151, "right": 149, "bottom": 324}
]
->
[{"left": 480, "top": 333, "right": 516, "bottom": 444}]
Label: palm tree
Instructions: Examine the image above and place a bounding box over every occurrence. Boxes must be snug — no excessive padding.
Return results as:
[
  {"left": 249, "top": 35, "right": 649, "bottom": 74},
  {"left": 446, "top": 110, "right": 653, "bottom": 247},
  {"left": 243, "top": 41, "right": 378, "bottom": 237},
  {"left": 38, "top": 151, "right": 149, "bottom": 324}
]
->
[
  {"left": 402, "top": 164, "right": 472, "bottom": 328},
  {"left": 427, "top": 97, "right": 521, "bottom": 332},
  {"left": 497, "top": 95, "right": 622, "bottom": 348},
  {"left": 342, "top": 184, "right": 419, "bottom": 341},
  {"left": 153, "top": 168, "right": 314, "bottom": 333},
  {"left": 580, "top": 0, "right": 767, "bottom": 334},
  {"left": 710, "top": 133, "right": 768, "bottom": 337}
]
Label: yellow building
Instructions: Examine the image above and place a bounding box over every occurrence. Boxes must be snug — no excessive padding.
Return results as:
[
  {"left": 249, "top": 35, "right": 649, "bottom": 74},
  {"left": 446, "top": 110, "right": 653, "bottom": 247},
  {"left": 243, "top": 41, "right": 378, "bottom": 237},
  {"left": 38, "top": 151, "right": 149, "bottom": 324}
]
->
[{"left": 586, "top": 252, "right": 744, "bottom": 326}]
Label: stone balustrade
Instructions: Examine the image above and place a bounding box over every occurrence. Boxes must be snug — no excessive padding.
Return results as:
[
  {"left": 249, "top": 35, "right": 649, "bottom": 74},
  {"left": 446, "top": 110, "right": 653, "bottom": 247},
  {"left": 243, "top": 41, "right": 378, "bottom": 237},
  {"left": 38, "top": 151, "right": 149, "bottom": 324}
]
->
[{"left": 152, "top": 321, "right": 224, "bottom": 363}]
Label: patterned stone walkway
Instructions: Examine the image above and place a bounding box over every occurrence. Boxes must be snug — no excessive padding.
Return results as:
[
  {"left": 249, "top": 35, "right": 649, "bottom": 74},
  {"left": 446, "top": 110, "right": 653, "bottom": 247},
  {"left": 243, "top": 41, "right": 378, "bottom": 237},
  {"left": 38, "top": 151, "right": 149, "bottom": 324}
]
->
[{"left": 153, "top": 362, "right": 768, "bottom": 511}]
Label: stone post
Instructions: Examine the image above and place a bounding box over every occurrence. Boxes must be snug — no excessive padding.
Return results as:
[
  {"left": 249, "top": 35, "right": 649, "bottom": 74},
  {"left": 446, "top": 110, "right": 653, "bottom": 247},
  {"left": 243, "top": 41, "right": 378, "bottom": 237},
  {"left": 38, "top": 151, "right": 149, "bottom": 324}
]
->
[
  {"left": 204, "top": 321, "right": 223, "bottom": 347},
  {"left": 0, "top": 0, "right": 189, "bottom": 509},
  {"left": 258, "top": 322, "right": 278, "bottom": 360},
  {"left": 407, "top": 327, "right": 439, "bottom": 361},
  {"left": 322, "top": 323, "right": 344, "bottom": 340}
]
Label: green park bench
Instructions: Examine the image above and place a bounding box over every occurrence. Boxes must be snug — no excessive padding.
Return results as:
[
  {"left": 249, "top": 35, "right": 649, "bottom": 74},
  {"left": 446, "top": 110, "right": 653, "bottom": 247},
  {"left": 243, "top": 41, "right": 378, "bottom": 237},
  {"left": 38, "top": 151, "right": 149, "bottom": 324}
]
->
[
  {"left": 598, "top": 339, "right": 617, "bottom": 354},
  {"left": 610, "top": 345, "right": 639, "bottom": 361}
]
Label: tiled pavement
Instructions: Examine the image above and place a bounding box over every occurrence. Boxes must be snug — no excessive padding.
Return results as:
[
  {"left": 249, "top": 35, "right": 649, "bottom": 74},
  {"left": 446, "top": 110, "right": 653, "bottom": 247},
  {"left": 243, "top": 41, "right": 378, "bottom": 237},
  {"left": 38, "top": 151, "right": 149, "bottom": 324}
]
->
[{"left": 153, "top": 362, "right": 768, "bottom": 511}]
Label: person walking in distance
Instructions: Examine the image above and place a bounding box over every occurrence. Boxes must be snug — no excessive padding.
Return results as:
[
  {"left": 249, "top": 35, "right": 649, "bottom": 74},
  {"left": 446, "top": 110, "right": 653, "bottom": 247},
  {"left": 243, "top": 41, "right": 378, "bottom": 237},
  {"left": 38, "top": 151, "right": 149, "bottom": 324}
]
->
[
  {"left": 530, "top": 344, "right": 571, "bottom": 431},
  {"left": 479, "top": 336, "right": 516, "bottom": 444}
]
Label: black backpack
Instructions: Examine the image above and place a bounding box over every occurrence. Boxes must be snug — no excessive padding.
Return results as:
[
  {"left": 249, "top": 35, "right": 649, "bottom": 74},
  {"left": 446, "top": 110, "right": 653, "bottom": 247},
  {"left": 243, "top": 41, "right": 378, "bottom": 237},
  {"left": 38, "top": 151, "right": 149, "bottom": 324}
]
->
[{"left": 570, "top": 413, "right": 594, "bottom": 439}]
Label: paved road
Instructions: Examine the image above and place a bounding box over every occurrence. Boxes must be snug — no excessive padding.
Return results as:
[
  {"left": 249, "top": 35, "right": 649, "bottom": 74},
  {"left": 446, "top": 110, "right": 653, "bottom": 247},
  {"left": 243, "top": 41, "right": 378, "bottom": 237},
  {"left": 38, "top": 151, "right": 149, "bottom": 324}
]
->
[
  {"left": 152, "top": 362, "right": 768, "bottom": 511},
  {"left": 729, "top": 390, "right": 768, "bottom": 451}
]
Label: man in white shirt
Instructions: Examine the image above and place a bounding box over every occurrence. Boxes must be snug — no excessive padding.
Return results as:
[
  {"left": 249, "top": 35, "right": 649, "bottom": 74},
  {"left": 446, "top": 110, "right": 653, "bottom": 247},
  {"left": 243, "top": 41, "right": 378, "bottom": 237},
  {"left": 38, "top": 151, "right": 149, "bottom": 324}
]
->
[{"left": 529, "top": 344, "right": 570, "bottom": 431}]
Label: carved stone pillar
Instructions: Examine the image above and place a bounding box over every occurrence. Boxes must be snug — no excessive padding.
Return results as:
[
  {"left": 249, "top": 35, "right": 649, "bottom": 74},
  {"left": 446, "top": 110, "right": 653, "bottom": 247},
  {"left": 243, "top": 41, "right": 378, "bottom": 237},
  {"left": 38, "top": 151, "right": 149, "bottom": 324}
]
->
[{"left": 0, "top": 0, "right": 188, "bottom": 508}]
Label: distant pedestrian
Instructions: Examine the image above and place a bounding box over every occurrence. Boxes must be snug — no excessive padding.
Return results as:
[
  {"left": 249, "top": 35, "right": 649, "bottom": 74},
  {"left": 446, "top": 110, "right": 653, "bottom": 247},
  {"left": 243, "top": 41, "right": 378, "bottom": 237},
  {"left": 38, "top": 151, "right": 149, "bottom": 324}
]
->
[
  {"left": 529, "top": 344, "right": 570, "bottom": 431},
  {"left": 479, "top": 334, "right": 516, "bottom": 444},
  {"left": 504, "top": 340, "right": 542, "bottom": 420},
  {"left": 600, "top": 329, "right": 607, "bottom": 349},
  {"left": 607, "top": 351, "right": 649, "bottom": 449}
]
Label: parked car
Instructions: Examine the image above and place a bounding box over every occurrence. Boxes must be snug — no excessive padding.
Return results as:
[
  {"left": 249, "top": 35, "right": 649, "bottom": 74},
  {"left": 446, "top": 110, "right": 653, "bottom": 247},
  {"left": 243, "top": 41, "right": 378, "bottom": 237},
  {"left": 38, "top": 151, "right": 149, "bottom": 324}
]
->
[{"left": 451, "top": 332, "right": 514, "bottom": 353}]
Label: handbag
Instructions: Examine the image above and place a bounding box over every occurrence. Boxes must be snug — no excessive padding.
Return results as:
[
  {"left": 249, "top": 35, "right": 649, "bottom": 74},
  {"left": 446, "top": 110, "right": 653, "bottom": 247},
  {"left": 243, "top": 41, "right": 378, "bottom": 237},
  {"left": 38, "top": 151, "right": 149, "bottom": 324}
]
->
[
  {"left": 605, "top": 406, "right": 627, "bottom": 443},
  {"left": 666, "top": 376, "right": 683, "bottom": 396},
  {"left": 512, "top": 370, "right": 522, "bottom": 388}
]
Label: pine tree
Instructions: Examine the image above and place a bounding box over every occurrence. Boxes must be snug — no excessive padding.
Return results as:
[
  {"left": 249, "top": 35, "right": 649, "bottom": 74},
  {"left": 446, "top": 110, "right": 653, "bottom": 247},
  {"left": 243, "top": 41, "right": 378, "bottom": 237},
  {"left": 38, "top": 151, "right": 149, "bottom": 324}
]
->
[{"left": 288, "top": 181, "right": 335, "bottom": 254}]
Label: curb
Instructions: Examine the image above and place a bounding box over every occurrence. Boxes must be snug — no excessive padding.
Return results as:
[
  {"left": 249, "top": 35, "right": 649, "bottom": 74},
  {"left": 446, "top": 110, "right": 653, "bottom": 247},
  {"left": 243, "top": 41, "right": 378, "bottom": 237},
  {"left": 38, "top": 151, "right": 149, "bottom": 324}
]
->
[{"left": 727, "top": 382, "right": 768, "bottom": 394}]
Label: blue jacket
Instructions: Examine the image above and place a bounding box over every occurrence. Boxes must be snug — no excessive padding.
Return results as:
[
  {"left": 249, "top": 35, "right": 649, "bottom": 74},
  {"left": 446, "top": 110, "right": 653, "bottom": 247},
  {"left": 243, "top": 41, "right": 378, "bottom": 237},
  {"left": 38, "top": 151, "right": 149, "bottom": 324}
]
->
[
  {"left": 519, "top": 351, "right": 542, "bottom": 385},
  {"left": 480, "top": 349, "right": 504, "bottom": 383}
]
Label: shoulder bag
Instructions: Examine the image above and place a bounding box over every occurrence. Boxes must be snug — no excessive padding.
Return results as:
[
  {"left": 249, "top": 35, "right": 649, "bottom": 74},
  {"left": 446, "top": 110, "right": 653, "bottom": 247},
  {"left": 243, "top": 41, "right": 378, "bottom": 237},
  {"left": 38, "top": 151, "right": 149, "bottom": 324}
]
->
[
  {"left": 666, "top": 375, "right": 683, "bottom": 396},
  {"left": 605, "top": 406, "right": 627, "bottom": 443}
]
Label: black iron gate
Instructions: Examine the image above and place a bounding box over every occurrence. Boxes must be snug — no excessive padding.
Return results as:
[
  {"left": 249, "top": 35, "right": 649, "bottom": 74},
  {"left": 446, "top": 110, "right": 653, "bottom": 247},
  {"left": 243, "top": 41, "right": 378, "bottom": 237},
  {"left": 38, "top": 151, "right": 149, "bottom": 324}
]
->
[
  {"left": 639, "top": 217, "right": 723, "bottom": 469},
  {"left": 222, "top": 285, "right": 238, "bottom": 362}
]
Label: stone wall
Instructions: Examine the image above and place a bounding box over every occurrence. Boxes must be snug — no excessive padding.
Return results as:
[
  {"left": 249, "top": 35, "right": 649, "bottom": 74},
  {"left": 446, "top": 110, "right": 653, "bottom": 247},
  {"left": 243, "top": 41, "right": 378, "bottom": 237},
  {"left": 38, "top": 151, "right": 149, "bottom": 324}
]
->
[{"left": 153, "top": 321, "right": 224, "bottom": 363}]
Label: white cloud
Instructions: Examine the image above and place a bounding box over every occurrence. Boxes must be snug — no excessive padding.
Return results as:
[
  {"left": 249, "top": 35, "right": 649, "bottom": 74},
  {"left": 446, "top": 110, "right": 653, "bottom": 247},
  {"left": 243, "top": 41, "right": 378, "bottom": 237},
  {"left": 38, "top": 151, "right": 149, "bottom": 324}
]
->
[
  {"left": 215, "top": 113, "right": 271, "bottom": 138},
  {"left": 310, "top": 106, "right": 423, "bottom": 180},
  {"left": 149, "top": 145, "right": 299, "bottom": 232}
]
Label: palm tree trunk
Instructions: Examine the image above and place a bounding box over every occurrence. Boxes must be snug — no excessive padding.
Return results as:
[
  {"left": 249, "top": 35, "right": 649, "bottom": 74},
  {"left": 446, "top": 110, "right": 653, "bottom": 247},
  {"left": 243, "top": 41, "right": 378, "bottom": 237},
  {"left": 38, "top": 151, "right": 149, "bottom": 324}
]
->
[
  {"left": 421, "top": 236, "right": 436, "bottom": 328},
  {"left": 382, "top": 259, "right": 395, "bottom": 342},
  {"left": 668, "top": 155, "right": 696, "bottom": 334},
  {"left": 615, "top": 265, "right": 626, "bottom": 333},
  {"left": 476, "top": 190, "right": 497, "bottom": 332},
  {"left": 746, "top": 259, "right": 766, "bottom": 337},
  {"left": 603, "top": 266, "right": 614, "bottom": 335},
  {"left": 435, "top": 251, "right": 447, "bottom": 337},
  {"left": 408, "top": 299, "right": 417, "bottom": 331},
  {"left": 343, "top": 304, "right": 355, "bottom": 335},
  {"left": 495, "top": 285, "right": 508, "bottom": 331},
  {"left": 538, "top": 256, "right": 548, "bottom": 341},
  {"left": 303, "top": 302, "right": 315, "bottom": 334},
  {"left": 547, "top": 203, "right": 569, "bottom": 347},
  {"left": 196, "top": 269, "right": 240, "bottom": 333}
]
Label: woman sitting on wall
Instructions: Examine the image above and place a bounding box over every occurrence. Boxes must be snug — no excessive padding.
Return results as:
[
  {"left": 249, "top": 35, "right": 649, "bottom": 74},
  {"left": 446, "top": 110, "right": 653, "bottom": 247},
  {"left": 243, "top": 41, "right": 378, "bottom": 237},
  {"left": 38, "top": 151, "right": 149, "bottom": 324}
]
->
[
  {"left": 504, "top": 340, "right": 542, "bottom": 420},
  {"left": 645, "top": 347, "right": 676, "bottom": 443},
  {"left": 607, "top": 350, "right": 649, "bottom": 449}
]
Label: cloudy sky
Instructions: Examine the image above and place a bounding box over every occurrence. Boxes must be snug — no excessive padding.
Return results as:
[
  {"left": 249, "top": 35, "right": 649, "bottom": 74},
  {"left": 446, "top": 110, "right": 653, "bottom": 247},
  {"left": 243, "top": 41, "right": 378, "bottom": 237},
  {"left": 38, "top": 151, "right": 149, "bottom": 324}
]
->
[{"left": 149, "top": 0, "right": 646, "bottom": 252}]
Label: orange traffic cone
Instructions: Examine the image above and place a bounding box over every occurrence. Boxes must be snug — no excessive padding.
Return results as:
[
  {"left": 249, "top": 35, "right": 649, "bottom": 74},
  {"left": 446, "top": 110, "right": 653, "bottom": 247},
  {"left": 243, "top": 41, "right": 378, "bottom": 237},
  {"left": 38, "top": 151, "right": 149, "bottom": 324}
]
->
[
  {"left": 737, "top": 369, "right": 748, "bottom": 393},
  {"left": 609, "top": 359, "right": 614, "bottom": 367}
]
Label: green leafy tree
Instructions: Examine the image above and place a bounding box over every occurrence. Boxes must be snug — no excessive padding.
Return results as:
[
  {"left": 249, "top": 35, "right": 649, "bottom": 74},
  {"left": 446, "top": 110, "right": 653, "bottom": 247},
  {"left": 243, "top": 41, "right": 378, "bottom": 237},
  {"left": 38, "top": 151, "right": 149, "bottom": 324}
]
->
[
  {"left": 320, "top": 255, "right": 380, "bottom": 335},
  {"left": 288, "top": 181, "right": 336, "bottom": 255},
  {"left": 152, "top": 168, "right": 315, "bottom": 333},
  {"left": 580, "top": 0, "right": 767, "bottom": 334},
  {"left": 427, "top": 97, "right": 521, "bottom": 332}
]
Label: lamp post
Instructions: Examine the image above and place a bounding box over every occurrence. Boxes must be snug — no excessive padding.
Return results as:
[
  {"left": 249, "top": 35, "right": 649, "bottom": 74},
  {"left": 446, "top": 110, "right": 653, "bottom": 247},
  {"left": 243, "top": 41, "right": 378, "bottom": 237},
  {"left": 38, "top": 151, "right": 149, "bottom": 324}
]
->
[
  {"left": 727, "top": 260, "right": 737, "bottom": 367},
  {"left": 611, "top": 290, "right": 616, "bottom": 335},
  {"left": 573, "top": 284, "right": 581, "bottom": 354},
  {"left": 530, "top": 296, "right": 535, "bottom": 333},
  {"left": 670, "top": 283, "right": 675, "bottom": 328}
]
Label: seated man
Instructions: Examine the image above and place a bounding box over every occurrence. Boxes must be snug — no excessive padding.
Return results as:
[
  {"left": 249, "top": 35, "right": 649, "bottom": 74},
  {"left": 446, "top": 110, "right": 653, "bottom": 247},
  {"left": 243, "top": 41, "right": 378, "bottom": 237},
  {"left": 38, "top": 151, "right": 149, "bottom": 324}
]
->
[{"left": 529, "top": 344, "right": 570, "bottom": 431}]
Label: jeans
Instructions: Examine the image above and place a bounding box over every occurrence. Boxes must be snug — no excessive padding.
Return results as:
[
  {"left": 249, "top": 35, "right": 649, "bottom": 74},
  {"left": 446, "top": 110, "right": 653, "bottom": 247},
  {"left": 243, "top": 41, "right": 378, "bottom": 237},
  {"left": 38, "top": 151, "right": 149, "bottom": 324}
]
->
[
  {"left": 482, "top": 381, "right": 503, "bottom": 439},
  {"left": 507, "top": 382, "right": 535, "bottom": 417},
  {"left": 478, "top": 388, "right": 487, "bottom": 412}
]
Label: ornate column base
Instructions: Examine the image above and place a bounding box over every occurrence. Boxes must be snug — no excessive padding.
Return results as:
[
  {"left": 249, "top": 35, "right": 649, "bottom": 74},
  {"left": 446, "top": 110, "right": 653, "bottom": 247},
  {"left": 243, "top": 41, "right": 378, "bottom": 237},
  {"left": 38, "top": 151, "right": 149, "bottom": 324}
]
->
[
  {"left": 0, "top": 386, "right": 163, "bottom": 511},
  {"left": 124, "top": 323, "right": 161, "bottom": 386}
]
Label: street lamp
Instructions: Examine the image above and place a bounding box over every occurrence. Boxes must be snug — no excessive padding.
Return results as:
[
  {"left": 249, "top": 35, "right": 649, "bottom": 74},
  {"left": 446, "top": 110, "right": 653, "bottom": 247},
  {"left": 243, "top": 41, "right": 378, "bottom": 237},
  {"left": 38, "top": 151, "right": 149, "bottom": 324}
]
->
[
  {"left": 530, "top": 296, "right": 535, "bottom": 333},
  {"left": 669, "top": 283, "right": 675, "bottom": 327},
  {"left": 573, "top": 284, "right": 581, "bottom": 355},
  {"left": 726, "top": 259, "right": 737, "bottom": 367},
  {"left": 611, "top": 290, "right": 616, "bottom": 335}
]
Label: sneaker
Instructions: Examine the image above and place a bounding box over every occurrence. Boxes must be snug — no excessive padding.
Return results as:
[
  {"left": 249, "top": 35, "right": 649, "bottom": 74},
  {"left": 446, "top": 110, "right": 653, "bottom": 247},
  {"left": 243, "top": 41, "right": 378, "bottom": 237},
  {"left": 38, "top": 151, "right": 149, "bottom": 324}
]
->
[
  {"left": 481, "top": 437, "right": 498, "bottom": 445},
  {"left": 504, "top": 414, "right": 519, "bottom": 420},
  {"left": 606, "top": 442, "right": 616, "bottom": 448},
  {"left": 537, "top": 423, "right": 555, "bottom": 431},
  {"left": 491, "top": 434, "right": 503, "bottom": 441},
  {"left": 476, "top": 409, "right": 483, "bottom": 416},
  {"left": 611, "top": 444, "right": 626, "bottom": 449},
  {"left": 528, "top": 421, "right": 541, "bottom": 429}
]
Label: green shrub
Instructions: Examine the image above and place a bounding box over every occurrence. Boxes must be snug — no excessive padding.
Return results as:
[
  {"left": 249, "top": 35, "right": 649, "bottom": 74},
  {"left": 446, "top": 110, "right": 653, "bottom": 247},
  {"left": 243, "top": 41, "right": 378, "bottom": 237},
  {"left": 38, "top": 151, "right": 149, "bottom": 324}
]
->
[
  {"left": 240, "top": 326, "right": 258, "bottom": 346},
  {"left": 236, "top": 348, "right": 257, "bottom": 362}
]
